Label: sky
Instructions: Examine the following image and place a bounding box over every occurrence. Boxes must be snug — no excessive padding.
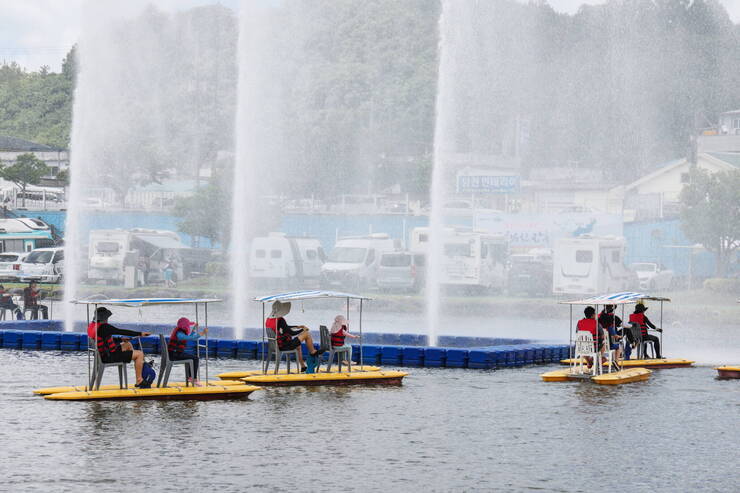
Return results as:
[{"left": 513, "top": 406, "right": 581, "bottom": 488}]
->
[{"left": 1, "top": 0, "right": 739, "bottom": 71}]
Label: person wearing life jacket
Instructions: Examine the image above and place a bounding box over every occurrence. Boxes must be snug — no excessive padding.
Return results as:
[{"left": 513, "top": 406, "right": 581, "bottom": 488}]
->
[
  {"left": 265, "top": 300, "right": 325, "bottom": 372},
  {"left": 629, "top": 303, "right": 663, "bottom": 359},
  {"left": 576, "top": 306, "right": 605, "bottom": 368},
  {"left": 94, "top": 307, "right": 152, "bottom": 387},
  {"left": 598, "top": 304, "right": 624, "bottom": 360},
  {"left": 168, "top": 317, "right": 208, "bottom": 386},
  {"left": 330, "top": 314, "right": 359, "bottom": 366}
]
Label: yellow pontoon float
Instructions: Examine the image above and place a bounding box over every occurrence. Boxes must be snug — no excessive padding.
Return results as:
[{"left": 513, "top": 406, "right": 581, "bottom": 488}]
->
[
  {"left": 556, "top": 292, "right": 693, "bottom": 369},
  {"left": 217, "top": 366, "right": 381, "bottom": 380},
  {"left": 541, "top": 292, "right": 663, "bottom": 385},
  {"left": 37, "top": 298, "right": 261, "bottom": 401},
  {"left": 243, "top": 290, "right": 407, "bottom": 387},
  {"left": 715, "top": 366, "right": 740, "bottom": 379}
]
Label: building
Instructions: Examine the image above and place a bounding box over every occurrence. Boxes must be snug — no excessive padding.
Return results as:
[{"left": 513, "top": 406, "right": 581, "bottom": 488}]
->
[
  {"left": 0, "top": 135, "right": 69, "bottom": 182},
  {"left": 697, "top": 109, "right": 740, "bottom": 152},
  {"left": 618, "top": 152, "right": 739, "bottom": 221}
]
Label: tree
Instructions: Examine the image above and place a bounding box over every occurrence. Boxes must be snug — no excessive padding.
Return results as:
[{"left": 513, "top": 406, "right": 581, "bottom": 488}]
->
[
  {"left": 0, "top": 153, "right": 49, "bottom": 207},
  {"left": 680, "top": 168, "right": 740, "bottom": 276},
  {"left": 173, "top": 177, "right": 229, "bottom": 247}
]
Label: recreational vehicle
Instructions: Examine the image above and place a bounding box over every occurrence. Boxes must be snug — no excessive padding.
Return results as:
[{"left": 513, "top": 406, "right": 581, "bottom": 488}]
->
[
  {"left": 552, "top": 235, "right": 635, "bottom": 295},
  {"left": 410, "top": 227, "right": 508, "bottom": 293},
  {"left": 0, "top": 218, "right": 55, "bottom": 253},
  {"left": 321, "top": 234, "right": 397, "bottom": 289},
  {"left": 88, "top": 229, "right": 189, "bottom": 285},
  {"left": 249, "top": 233, "right": 325, "bottom": 287}
]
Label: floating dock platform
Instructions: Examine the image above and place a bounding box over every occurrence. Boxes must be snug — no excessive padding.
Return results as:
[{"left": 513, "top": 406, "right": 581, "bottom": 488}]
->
[
  {"left": 34, "top": 380, "right": 246, "bottom": 396},
  {"left": 541, "top": 367, "right": 652, "bottom": 385}
]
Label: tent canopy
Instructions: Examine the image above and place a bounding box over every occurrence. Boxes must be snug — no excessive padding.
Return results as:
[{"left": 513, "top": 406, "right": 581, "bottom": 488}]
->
[
  {"left": 72, "top": 298, "right": 222, "bottom": 307},
  {"left": 254, "top": 290, "right": 371, "bottom": 303},
  {"left": 560, "top": 292, "right": 670, "bottom": 305}
]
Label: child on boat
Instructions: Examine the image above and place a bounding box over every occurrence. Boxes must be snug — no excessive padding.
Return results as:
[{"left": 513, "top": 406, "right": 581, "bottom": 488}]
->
[
  {"left": 168, "top": 317, "right": 208, "bottom": 386},
  {"left": 94, "top": 307, "right": 152, "bottom": 387},
  {"left": 330, "top": 314, "right": 359, "bottom": 366},
  {"left": 598, "top": 305, "right": 623, "bottom": 360},
  {"left": 266, "top": 300, "right": 325, "bottom": 372}
]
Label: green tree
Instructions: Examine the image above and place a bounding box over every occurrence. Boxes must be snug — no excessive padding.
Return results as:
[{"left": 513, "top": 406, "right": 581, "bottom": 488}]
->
[
  {"left": 0, "top": 153, "right": 49, "bottom": 207},
  {"left": 680, "top": 168, "right": 740, "bottom": 276},
  {"left": 173, "top": 177, "right": 229, "bottom": 247}
]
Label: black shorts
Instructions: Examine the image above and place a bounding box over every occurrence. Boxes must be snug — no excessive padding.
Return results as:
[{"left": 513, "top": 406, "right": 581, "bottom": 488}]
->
[
  {"left": 279, "top": 338, "right": 301, "bottom": 351},
  {"left": 102, "top": 350, "right": 133, "bottom": 364}
]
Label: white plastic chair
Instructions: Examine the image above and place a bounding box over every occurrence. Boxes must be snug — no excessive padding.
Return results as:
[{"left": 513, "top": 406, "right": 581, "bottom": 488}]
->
[
  {"left": 264, "top": 333, "right": 301, "bottom": 374},
  {"left": 601, "top": 328, "right": 617, "bottom": 373},
  {"left": 572, "top": 331, "right": 599, "bottom": 376}
]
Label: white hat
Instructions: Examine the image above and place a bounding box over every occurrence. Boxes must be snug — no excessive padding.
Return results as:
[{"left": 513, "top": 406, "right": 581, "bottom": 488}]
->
[{"left": 270, "top": 301, "right": 291, "bottom": 318}]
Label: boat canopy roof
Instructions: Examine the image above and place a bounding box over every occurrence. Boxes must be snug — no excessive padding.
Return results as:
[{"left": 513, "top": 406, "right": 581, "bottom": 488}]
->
[
  {"left": 254, "top": 290, "right": 371, "bottom": 303},
  {"left": 560, "top": 291, "right": 671, "bottom": 305},
  {"left": 72, "top": 298, "right": 222, "bottom": 307}
]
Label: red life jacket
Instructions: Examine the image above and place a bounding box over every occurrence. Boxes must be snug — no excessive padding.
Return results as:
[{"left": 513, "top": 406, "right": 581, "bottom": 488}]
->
[
  {"left": 87, "top": 322, "right": 99, "bottom": 339},
  {"left": 266, "top": 317, "right": 292, "bottom": 349},
  {"left": 168, "top": 326, "right": 188, "bottom": 353},
  {"left": 331, "top": 325, "right": 347, "bottom": 347},
  {"left": 629, "top": 312, "right": 648, "bottom": 336},
  {"left": 577, "top": 318, "right": 601, "bottom": 350},
  {"left": 96, "top": 325, "right": 118, "bottom": 355}
]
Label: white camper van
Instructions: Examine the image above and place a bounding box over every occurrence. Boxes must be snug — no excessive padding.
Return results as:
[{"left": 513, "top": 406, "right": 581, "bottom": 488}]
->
[
  {"left": 552, "top": 235, "right": 635, "bottom": 295},
  {"left": 249, "top": 233, "right": 325, "bottom": 287},
  {"left": 321, "top": 234, "right": 397, "bottom": 289},
  {"left": 410, "top": 227, "right": 508, "bottom": 292},
  {"left": 88, "top": 229, "right": 188, "bottom": 285}
]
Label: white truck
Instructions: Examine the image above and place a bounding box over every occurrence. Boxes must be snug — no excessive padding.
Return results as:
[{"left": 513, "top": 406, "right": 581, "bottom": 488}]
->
[
  {"left": 552, "top": 235, "right": 635, "bottom": 295},
  {"left": 249, "top": 233, "right": 325, "bottom": 287},
  {"left": 410, "top": 227, "right": 508, "bottom": 293},
  {"left": 321, "top": 234, "right": 398, "bottom": 289},
  {"left": 88, "top": 229, "right": 188, "bottom": 285}
]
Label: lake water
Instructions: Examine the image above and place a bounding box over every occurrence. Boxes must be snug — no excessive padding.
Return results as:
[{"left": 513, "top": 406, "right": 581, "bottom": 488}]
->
[{"left": 1, "top": 350, "right": 738, "bottom": 492}]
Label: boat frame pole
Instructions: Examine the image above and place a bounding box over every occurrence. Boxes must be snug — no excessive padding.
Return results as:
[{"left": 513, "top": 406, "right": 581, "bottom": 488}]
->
[
  {"left": 195, "top": 304, "right": 200, "bottom": 385},
  {"left": 346, "top": 297, "right": 351, "bottom": 370},
  {"left": 261, "top": 303, "right": 266, "bottom": 374},
  {"left": 359, "top": 298, "right": 364, "bottom": 370},
  {"left": 204, "top": 302, "right": 209, "bottom": 384},
  {"left": 569, "top": 305, "right": 573, "bottom": 359},
  {"left": 86, "top": 304, "right": 91, "bottom": 391},
  {"left": 659, "top": 300, "right": 663, "bottom": 357}
]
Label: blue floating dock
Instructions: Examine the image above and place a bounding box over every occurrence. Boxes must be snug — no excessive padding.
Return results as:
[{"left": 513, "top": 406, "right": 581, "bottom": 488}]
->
[{"left": 0, "top": 321, "right": 571, "bottom": 370}]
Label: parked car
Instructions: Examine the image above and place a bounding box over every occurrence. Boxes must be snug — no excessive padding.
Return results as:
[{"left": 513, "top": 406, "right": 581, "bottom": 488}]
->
[
  {"left": 377, "top": 251, "right": 426, "bottom": 293},
  {"left": 629, "top": 262, "right": 674, "bottom": 291},
  {"left": 321, "top": 234, "right": 398, "bottom": 289},
  {"left": 19, "top": 247, "right": 64, "bottom": 283},
  {"left": 507, "top": 249, "right": 553, "bottom": 297},
  {"left": 0, "top": 252, "right": 27, "bottom": 281}
]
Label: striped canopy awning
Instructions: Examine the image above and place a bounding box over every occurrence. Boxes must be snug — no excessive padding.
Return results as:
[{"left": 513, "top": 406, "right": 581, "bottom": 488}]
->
[
  {"left": 72, "top": 298, "right": 222, "bottom": 307},
  {"left": 254, "top": 290, "right": 371, "bottom": 303},
  {"left": 560, "top": 292, "right": 671, "bottom": 305}
]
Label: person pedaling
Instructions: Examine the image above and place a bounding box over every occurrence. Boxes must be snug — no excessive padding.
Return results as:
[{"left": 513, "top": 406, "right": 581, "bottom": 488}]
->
[
  {"left": 628, "top": 302, "right": 663, "bottom": 359},
  {"left": 93, "top": 307, "right": 152, "bottom": 387},
  {"left": 265, "top": 300, "right": 325, "bottom": 372},
  {"left": 168, "top": 317, "right": 208, "bottom": 386},
  {"left": 598, "top": 304, "right": 624, "bottom": 360}
]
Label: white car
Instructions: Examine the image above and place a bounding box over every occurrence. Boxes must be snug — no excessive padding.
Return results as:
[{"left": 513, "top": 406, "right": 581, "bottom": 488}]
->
[
  {"left": 630, "top": 262, "right": 674, "bottom": 291},
  {"left": 19, "top": 247, "right": 64, "bottom": 283},
  {"left": 0, "top": 252, "right": 27, "bottom": 281}
]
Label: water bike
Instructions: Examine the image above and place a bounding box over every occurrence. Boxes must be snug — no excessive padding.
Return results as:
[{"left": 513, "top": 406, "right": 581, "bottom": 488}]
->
[
  {"left": 541, "top": 292, "right": 675, "bottom": 385},
  {"left": 36, "top": 298, "right": 260, "bottom": 401},
  {"left": 556, "top": 292, "right": 693, "bottom": 370},
  {"left": 236, "top": 290, "right": 407, "bottom": 387}
]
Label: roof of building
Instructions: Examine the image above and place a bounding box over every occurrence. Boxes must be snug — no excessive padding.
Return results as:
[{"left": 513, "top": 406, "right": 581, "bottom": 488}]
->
[
  {"left": 0, "top": 136, "right": 63, "bottom": 152},
  {"left": 720, "top": 109, "right": 740, "bottom": 115},
  {"left": 623, "top": 153, "right": 737, "bottom": 192}
]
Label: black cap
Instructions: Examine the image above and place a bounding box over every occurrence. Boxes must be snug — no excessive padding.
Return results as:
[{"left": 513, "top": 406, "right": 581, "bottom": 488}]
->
[
  {"left": 95, "top": 307, "right": 113, "bottom": 321},
  {"left": 634, "top": 303, "right": 648, "bottom": 313},
  {"left": 605, "top": 304, "right": 615, "bottom": 312}
]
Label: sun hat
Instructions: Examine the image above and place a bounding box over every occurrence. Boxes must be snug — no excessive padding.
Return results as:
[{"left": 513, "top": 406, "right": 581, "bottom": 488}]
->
[{"left": 270, "top": 300, "right": 291, "bottom": 318}]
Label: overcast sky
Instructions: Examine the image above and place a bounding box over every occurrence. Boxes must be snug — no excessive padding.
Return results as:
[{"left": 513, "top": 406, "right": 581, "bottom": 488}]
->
[{"left": 1, "top": 0, "right": 739, "bottom": 71}]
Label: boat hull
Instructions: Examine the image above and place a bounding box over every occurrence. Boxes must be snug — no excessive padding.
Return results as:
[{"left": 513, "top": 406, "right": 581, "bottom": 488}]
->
[
  {"left": 716, "top": 366, "right": 740, "bottom": 379},
  {"left": 217, "top": 365, "right": 381, "bottom": 380},
  {"left": 241, "top": 370, "right": 407, "bottom": 387},
  {"left": 541, "top": 367, "right": 651, "bottom": 385},
  {"left": 560, "top": 358, "right": 693, "bottom": 369},
  {"left": 43, "top": 384, "right": 261, "bottom": 401},
  {"left": 34, "top": 380, "right": 245, "bottom": 396}
]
